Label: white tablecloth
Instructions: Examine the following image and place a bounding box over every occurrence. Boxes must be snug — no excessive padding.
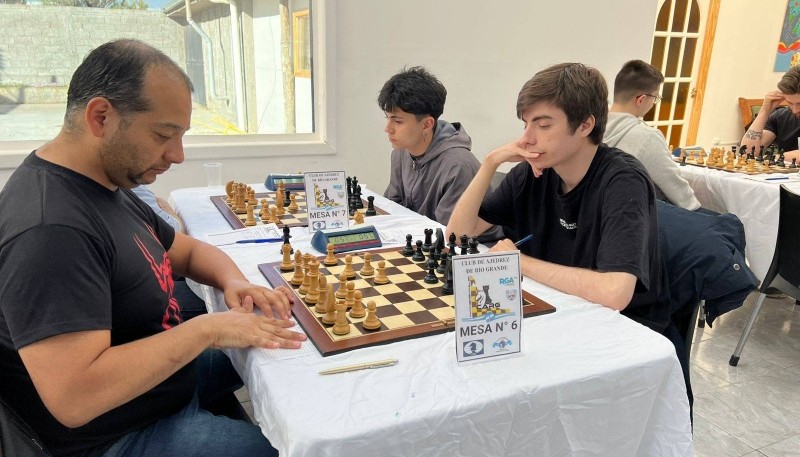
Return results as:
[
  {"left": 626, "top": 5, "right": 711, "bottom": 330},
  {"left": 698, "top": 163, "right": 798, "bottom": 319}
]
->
[
  {"left": 677, "top": 165, "right": 800, "bottom": 281},
  {"left": 170, "top": 185, "right": 693, "bottom": 457}
]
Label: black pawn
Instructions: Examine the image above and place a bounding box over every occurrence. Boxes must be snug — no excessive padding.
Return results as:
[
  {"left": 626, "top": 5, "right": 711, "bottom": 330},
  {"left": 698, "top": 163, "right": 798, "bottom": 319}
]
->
[
  {"left": 448, "top": 232, "right": 457, "bottom": 255},
  {"left": 355, "top": 185, "right": 364, "bottom": 209},
  {"left": 441, "top": 255, "right": 454, "bottom": 295},
  {"left": 422, "top": 228, "right": 433, "bottom": 252},
  {"left": 424, "top": 258, "right": 439, "bottom": 284},
  {"left": 791, "top": 158, "right": 797, "bottom": 168},
  {"left": 435, "top": 250, "right": 446, "bottom": 275},
  {"left": 280, "top": 226, "right": 293, "bottom": 254},
  {"left": 365, "top": 196, "right": 377, "bottom": 216},
  {"left": 460, "top": 234, "right": 469, "bottom": 255},
  {"left": 412, "top": 240, "right": 426, "bottom": 262},
  {"left": 402, "top": 234, "right": 415, "bottom": 256},
  {"left": 283, "top": 189, "right": 291, "bottom": 206},
  {"left": 468, "top": 237, "right": 479, "bottom": 254}
]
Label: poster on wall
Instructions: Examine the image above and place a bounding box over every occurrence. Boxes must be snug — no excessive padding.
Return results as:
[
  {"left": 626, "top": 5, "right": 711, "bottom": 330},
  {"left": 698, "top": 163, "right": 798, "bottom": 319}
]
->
[{"left": 775, "top": 0, "right": 800, "bottom": 71}]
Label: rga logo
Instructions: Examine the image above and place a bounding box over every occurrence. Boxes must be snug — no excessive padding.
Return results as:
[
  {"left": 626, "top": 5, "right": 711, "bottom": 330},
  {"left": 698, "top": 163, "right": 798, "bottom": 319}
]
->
[
  {"left": 330, "top": 220, "right": 344, "bottom": 228},
  {"left": 462, "top": 340, "right": 484, "bottom": 357},
  {"left": 498, "top": 277, "right": 515, "bottom": 286},
  {"left": 332, "top": 184, "right": 343, "bottom": 189},
  {"left": 559, "top": 218, "right": 577, "bottom": 230}
]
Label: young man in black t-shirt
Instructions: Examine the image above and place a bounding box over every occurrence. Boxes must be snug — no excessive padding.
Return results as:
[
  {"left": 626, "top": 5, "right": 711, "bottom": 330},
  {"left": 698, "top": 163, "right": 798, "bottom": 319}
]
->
[
  {"left": 447, "top": 63, "right": 670, "bottom": 333},
  {"left": 740, "top": 65, "right": 800, "bottom": 164},
  {"left": 0, "top": 39, "right": 306, "bottom": 457}
]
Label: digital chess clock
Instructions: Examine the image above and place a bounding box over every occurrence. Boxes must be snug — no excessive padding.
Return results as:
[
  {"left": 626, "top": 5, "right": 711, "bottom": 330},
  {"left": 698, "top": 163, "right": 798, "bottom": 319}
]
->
[
  {"left": 311, "top": 225, "right": 383, "bottom": 254},
  {"left": 264, "top": 173, "right": 305, "bottom": 191}
]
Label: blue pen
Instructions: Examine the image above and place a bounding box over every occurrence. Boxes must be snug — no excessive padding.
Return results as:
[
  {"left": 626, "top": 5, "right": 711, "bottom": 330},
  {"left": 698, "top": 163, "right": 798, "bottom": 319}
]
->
[
  {"left": 764, "top": 176, "right": 790, "bottom": 181},
  {"left": 514, "top": 234, "right": 534, "bottom": 246},
  {"left": 235, "top": 238, "right": 284, "bottom": 244}
]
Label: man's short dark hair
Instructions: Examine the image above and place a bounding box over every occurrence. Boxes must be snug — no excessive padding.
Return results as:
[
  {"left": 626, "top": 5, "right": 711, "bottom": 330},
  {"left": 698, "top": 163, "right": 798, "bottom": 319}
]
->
[
  {"left": 65, "top": 39, "right": 193, "bottom": 129},
  {"left": 377, "top": 66, "right": 447, "bottom": 121},
  {"left": 516, "top": 63, "right": 608, "bottom": 145},
  {"left": 778, "top": 65, "right": 800, "bottom": 95},
  {"left": 613, "top": 59, "right": 664, "bottom": 102}
]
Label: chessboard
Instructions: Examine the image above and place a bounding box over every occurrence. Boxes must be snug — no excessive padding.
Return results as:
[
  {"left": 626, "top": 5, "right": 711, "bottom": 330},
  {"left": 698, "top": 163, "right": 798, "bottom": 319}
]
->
[
  {"left": 211, "top": 190, "right": 389, "bottom": 229},
  {"left": 677, "top": 147, "right": 798, "bottom": 175},
  {"left": 259, "top": 246, "right": 556, "bottom": 356},
  {"left": 680, "top": 158, "right": 797, "bottom": 175}
]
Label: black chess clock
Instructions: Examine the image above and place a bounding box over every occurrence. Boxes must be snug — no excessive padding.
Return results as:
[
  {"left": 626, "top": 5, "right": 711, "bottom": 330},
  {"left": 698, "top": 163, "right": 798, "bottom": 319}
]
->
[{"left": 311, "top": 225, "right": 383, "bottom": 254}]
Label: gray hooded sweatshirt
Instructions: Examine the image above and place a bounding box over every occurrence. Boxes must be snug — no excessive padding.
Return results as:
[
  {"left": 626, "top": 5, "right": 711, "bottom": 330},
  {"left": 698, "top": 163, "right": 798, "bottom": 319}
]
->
[
  {"left": 384, "top": 120, "right": 479, "bottom": 225},
  {"left": 604, "top": 112, "right": 700, "bottom": 210}
]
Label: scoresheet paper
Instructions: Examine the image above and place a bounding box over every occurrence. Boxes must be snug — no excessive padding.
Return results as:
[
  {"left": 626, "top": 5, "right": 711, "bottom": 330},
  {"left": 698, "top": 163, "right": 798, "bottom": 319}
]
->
[
  {"left": 453, "top": 251, "right": 522, "bottom": 363},
  {"left": 205, "top": 224, "right": 281, "bottom": 246}
]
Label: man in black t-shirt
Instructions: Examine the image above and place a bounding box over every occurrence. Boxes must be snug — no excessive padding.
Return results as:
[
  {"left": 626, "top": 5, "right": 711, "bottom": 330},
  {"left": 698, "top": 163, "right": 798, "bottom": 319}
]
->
[
  {"left": 447, "top": 63, "right": 670, "bottom": 334},
  {"left": 0, "top": 39, "right": 306, "bottom": 457},
  {"left": 740, "top": 65, "right": 800, "bottom": 164}
]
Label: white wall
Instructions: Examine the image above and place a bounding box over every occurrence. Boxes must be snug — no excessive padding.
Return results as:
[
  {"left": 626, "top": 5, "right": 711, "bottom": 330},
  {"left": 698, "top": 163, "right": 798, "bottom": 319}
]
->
[{"left": 695, "top": 1, "right": 787, "bottom": 146}]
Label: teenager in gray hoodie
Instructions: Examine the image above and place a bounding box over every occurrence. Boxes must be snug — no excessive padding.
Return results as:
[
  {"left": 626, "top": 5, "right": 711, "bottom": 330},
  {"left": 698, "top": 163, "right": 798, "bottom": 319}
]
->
[
  {"left": 379, "top": 67, "right": 501, "bottom": 241},
  {"left": 604, "top": 60, "right": 700, "bottom": 210}
]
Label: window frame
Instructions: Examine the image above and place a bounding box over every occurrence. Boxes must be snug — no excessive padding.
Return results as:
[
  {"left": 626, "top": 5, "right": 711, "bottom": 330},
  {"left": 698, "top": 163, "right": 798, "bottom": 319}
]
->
[
  {"left": 0, "top": 0, "right": 337, "bottom": 165},
  {"left": 293, "top": 9, "right": 311, "bottom": 78}
]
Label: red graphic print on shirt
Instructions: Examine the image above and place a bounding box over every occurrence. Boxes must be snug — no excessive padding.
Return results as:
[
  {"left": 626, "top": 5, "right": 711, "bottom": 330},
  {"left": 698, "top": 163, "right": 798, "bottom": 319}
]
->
[{"left": 133, "top": 226, "right": 182, "bottom": 330}]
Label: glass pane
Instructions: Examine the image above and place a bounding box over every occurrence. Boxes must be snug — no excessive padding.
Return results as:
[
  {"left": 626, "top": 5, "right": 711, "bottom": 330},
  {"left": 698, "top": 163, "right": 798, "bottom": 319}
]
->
[
  {"left": 0, "top": 0, "right": 315, "bottom": 141},
  {"left": 655, "top": 0, "right": 672, "bottom": 32},
  {"left": 659, "top": 82, "right": 675, "bottom": 119},
  {"left": 672, "top": 0, "right": 687, "bottom": 32},
  {"left": 668, "top": 124, "right": 683, "bottom": 148},
  {"left": 651, "top": 36, "right": 666, "bottom": 71},
  {"left": 657, "top": 125, "right": 668, "bottom": 139},
  {"left": 681, "top": 38, "right": 697, "bottom": 77},
  {"left": 673, "top": 82, "right": 690, "bottom": 120},
  {"left": 644, "top": 108, "right": 656, "bottom": 122},
  {"left": 687, "top": 0, "right": 700, "bottom": 33},
  {"left": 664, "top": 37, "right": 682, "bottom": 77}
]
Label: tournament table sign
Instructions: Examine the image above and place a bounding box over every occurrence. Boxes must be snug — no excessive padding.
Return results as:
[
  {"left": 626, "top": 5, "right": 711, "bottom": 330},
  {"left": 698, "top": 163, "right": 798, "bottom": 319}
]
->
[
  {"left": 453, "top": 251, "right": 522, "bottom": 362},
  {"left": 303, "top": 171, "right": 349, "bottom": 232}
]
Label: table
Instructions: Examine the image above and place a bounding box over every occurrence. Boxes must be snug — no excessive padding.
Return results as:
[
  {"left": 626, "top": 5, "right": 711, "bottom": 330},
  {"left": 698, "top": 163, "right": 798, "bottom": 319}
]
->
[
  {"left": 170, "top": 184, "right": 693, "bottom": 457},
  {"left": 676, "top": 165, "right": 800, "bottom": 281}
]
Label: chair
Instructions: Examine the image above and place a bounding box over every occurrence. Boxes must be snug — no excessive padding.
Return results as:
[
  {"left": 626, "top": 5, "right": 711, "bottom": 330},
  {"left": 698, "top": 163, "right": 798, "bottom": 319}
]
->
[
  {"left": 730, "top": 185, "right": 800, "bottom": 366},
  {"left": 738, "top": 97, "right": 788, "bottom": 130},
  {"left": 0, "top": 393, "right": 51, "bottom": 456}
]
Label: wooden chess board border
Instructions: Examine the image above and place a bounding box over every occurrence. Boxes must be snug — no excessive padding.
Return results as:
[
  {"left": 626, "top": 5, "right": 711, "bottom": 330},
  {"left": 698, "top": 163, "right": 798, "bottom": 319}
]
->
[
  {"left": 259, "top": 247, "right": 556, "bottom": 356},
  {"left": 680, "top": 159, "right": 797, "bottom": 175},
  {"left": 210, "top": 192, "right": 389, "bottom": 229}
]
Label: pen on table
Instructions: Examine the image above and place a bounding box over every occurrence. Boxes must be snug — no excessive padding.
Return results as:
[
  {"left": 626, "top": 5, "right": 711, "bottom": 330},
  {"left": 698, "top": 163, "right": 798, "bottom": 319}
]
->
[
  {"left": 514, "top": 234, "right": 534, "bottom": 246},
  {"left": 764, "top": 176, "right": 790, "bottom": 181},
  {"left": 319, "top": 358, "right": 398, "bottom": 375},
  {"left": 235, "top": 238, "right": 284, "bottom": 244}
]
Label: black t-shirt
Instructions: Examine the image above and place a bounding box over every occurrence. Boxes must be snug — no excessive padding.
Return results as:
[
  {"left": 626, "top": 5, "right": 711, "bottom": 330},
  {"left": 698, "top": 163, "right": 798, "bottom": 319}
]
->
[
  {"left": 479, "top": 145, "right": 670, "bottom": 332},
  {"left": 764, "top": 106, "right": 800, "bottom": 152},
  {"left": 0, "top": 153, "right": 195, "bottom": 456}
]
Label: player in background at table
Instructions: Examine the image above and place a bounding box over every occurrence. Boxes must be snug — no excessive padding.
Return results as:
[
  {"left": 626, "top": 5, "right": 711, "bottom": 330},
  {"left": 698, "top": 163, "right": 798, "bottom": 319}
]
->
[
  {"left": 0, "top": 39, "right": 305, "bottom": 457},
  {"left": 379, "top": 66, "right": 502, "bottom": 240},
  {"left": 446, "top": 62, "right": 680, "bottom": 399},
  {"left": 740, "top": 65, "right": 800, "bottom": 164},
  {"left": 604, "top": 60, "right": 700, "bottom": 211}
]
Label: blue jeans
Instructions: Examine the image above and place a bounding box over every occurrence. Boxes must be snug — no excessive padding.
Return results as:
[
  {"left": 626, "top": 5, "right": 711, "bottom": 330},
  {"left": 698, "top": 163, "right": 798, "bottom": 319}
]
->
[{"left": 102, "top": 350, "right": 278, "bottom": 457}]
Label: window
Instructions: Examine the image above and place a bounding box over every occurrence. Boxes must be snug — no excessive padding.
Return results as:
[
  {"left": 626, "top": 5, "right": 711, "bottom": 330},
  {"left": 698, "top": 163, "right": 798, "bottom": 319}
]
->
[
  {"left": 0, "top": 0, "right": 317, "bottom": 142},
  {"left": 293, "top": 9, "right": 311, "bottom": 78}
]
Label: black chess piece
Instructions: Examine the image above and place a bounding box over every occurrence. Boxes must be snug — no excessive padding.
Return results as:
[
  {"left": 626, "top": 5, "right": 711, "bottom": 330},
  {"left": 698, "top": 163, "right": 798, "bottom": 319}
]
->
[
  {"left": 354, "top": 185, "right": 364, "bottom": 209},
  {"left": 284, "top": 189, "right": 291, "bottom": 206},
  {"left": 791, "top": 158, "right": 798, "bottom": 168},
  {"left": 448, "top": 232, "right": 457, "bottom": 255},
  {"left": 434, "top": 228, "right": 445, "bottom": 252},
  {"left": 412, "top": 240, "right": 426, "bottom": 262},
  {"left": 680, "top": 154, "right": 686, "bottom": 166},
  {"left": 460, "top": 234, "right": 469, "bottom": 255},
  {"left": 441, "top": 255, "right": 454, "bottom": 295},
  {"left": 422, "top": 228, "right": 433, "bottom": 252},
  {"left": 435, "top": 249, "right": 446, "bottom": 275},
  {"left": 468, "top": 237, "right": 479, "bottom": 254},
  {"left": 402, "top": 234, "right": 415, "bottom": 256},
  {"left": 365, "top": 196, "right": 377, "bottom": 216},
  {"left": 428, "top": 247, "right": 438, "bottom": 269},
  {"left": 424, "top": 258, "right": 439, "bottom": 284},
  {"left": 280, "top": 226, "right": 293, "bottom": 254}
]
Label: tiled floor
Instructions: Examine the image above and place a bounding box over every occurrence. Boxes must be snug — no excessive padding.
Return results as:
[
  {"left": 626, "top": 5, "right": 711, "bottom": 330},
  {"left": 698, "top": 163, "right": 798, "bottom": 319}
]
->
[{"left": 235, "top": 292, "right": 800, "bottom": 456}]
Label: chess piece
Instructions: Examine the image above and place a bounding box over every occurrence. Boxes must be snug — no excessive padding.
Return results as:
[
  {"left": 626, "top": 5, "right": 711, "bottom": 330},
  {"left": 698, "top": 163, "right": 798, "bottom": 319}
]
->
[
  {"left": 321, "top": 288, "right": 336, "bottom": 325},
  {"left": 290, "top": 251, "right": 304, "bottom": 286},
  {"left": 276, "top": 192, "right": 285, "bottom": 215},
  {"left": 225, "top": 180, "right": 235, "bottom": 205},
  {"left": 448, "top": 232, "right": 457, "bottom": 255},
  {"left": 324, "top": 243, "right": 338, "bottom": 266},
  {"left": 412, "top": 240, "right": 425, "bottom": 262},
  {"left": 260, "top": 198, "right": 269, "bottom": 222},
  {"left": 288, "top": 194, "right": 299, "bottom": 212},
  {"left": 402, "top": 234, "right": 415, "bottom": 256},
  {"left": 349, "top": 290, "right": 366, "bottom": 318},
  {"left": 298, "top": 254, "right": 312, "bottom": 295},
  {"left": 268, "top": 206, "right": 280, "bottom": 224},
  {"left": 304, "top": 261, "right": 320, "bottom": 305},
  {"left": 345, "top": 282, "right": 355, "bottom": 309},
  {"left": 422, "top": 228, "right": 433, "bottom": 252},
  {"left": 441, "top": 255, "right": 454, "bottom": 295},
  {"left": 460, "top": 234, "right": 469, "bottom": 255},
  {"left": 332, "top": 301, "right": 351, "bottom": 335},
  {"left": 281, "top": 226, "right": 293, "bottom": 255},
  {"left": 468, "top": 237, "right": 479, "bottom": 254},
  {"left": 343, "top": 254, "right": 356, "bottom": 279},
  {"left": 353, "top": 211, "right": 365, "bottom": 225},
  {"left": 361, "top": 300, "right": 382, "bottom": 330},
  {"left": 354, "top": 185, "right": 364, "bottom": 209},
  {"left": 360, "top": 252, "right": 374, "bottom": 276},
  {"left": 424, "top": 258, "right": 439, "bottom": 284},
  {"left": 245, "top": 202, "right": 257, "bottom": 226},
  {"left": 277, "top": 180, "right": 285, "bottom": 197},
  {"left": 365, "top": 196, "right": 377, "bottom": 216},
  {"left": 314, "top": 276, "right": 328, "bottom": 314},
  {"left": 284, "top": 189, "right": 291, "bottom": 206},
  {"left": 435, "top": 250, "right": 446, "bottom": 275},
  {"left": 373, "top": 260, "right": 389, "bottom": 284},
  {"left": 335, "top": 271, "right": 348, "bottom": 299},
  {"left": 280, "top": 244, "right": 294, "bottom": 271}
]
